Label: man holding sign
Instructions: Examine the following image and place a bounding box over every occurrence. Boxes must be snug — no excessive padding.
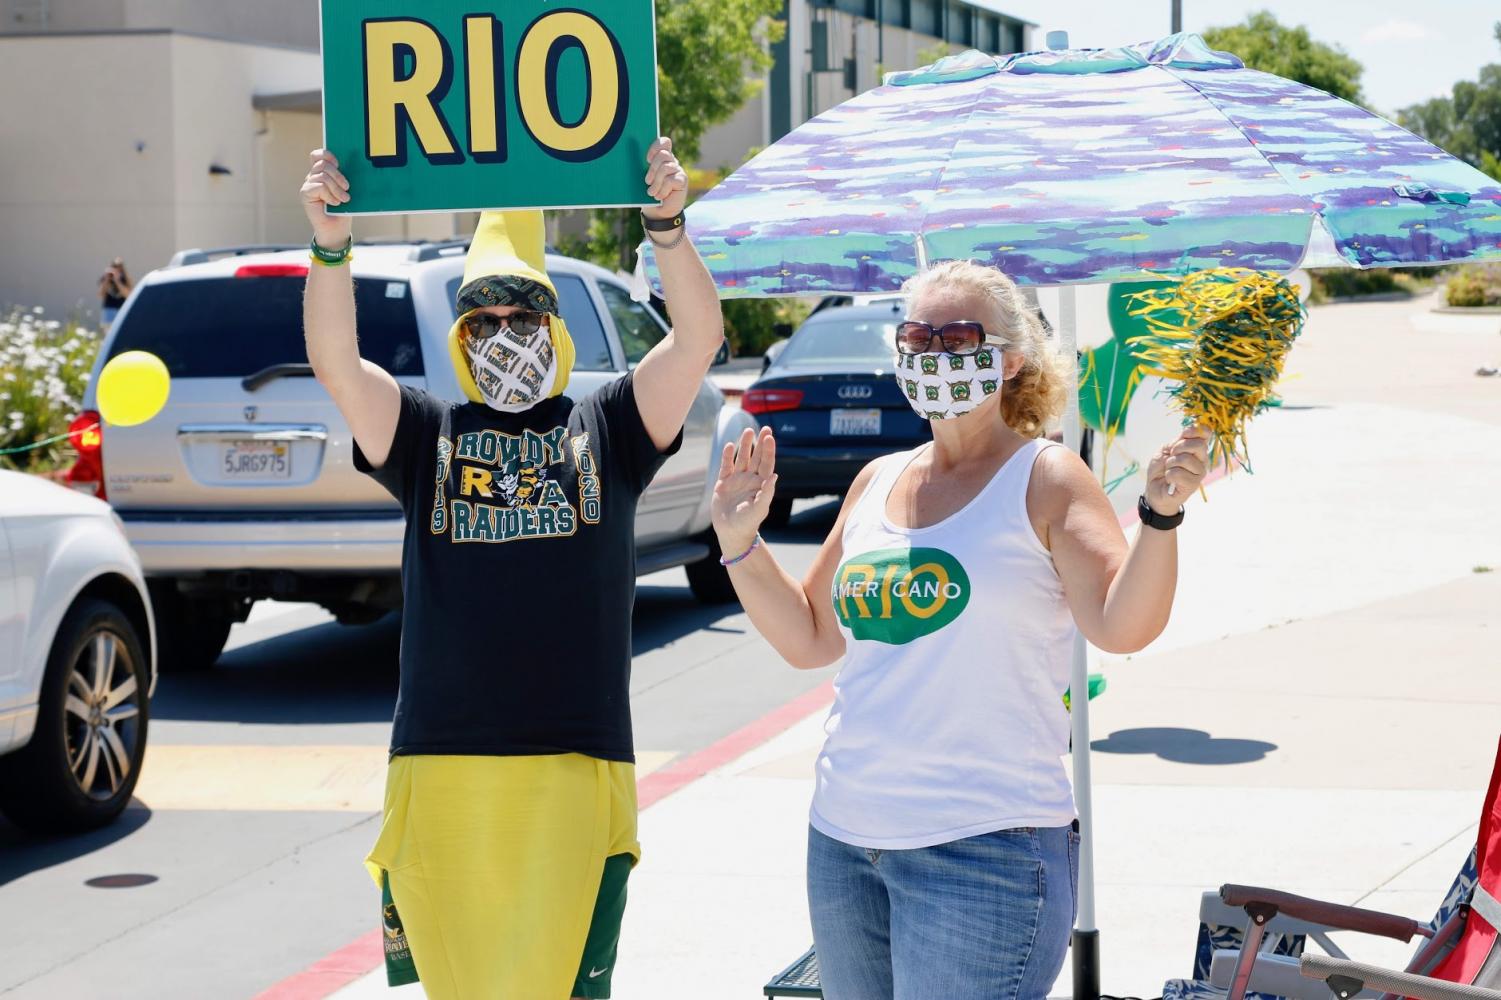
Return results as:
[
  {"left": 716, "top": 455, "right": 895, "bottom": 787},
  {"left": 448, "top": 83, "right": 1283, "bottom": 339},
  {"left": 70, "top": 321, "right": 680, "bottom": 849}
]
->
[
  {"left": 303, "top": 6, "right": 718, "bottom": 997},
  {"left": 301, "top": 135, "right": 715, "bottom": 996}
]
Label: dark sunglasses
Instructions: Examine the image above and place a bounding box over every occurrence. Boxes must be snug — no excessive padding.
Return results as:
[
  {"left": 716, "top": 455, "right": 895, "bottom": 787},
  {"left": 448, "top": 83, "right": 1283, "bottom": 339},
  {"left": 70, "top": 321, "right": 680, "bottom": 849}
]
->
[
  {"left": 462, "top": 310, "right": 546, "bottom": 341},
  {"left": 895, "top": 320, "right": 990, "bottom": 356}
]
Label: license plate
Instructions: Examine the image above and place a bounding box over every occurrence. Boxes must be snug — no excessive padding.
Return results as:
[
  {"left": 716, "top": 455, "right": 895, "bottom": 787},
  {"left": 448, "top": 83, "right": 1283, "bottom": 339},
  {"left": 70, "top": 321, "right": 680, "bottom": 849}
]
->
[
  {"left": 830, "top": 408, "right": 882, "bottom": 436},
  {"left": 220, "top": 441, "right": 291, "bottom": 479}
]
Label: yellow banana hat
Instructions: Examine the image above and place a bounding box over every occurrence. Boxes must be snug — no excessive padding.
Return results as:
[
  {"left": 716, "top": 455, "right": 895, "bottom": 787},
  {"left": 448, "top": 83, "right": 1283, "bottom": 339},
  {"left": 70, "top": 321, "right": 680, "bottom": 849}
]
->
[{"left": 448, "top": 210, "right": 575, "bottom": 403}]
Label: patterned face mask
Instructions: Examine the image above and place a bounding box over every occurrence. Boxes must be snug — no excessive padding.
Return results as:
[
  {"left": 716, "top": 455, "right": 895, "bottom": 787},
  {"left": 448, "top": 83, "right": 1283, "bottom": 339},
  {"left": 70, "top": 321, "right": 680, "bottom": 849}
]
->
[
  {"left": 892, "top": 346, "right": 1005, "bottom": 421},
  {"left": 464, "top": 319, "right": 559, "bottom": 413}
]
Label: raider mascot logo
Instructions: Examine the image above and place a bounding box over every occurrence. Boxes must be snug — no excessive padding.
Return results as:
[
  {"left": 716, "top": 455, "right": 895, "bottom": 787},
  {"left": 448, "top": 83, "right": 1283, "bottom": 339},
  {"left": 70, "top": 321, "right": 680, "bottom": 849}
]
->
[{"left": 426, "top": 426, "right": 602, "bottom": 545}]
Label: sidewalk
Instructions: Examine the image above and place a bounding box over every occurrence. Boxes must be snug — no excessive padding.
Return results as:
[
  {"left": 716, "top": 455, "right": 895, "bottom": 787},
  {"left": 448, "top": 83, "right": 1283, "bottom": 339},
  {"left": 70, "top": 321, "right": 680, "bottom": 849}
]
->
[{"left": 332, "top": 293, "right": 1500, "bottom": 999}]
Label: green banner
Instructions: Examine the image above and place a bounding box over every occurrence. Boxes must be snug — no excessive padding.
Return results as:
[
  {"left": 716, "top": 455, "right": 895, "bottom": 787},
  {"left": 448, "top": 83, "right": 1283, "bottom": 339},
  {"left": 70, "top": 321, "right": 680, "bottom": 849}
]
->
[{"left": 320, "top": 0, "right": 659, "bottom": 214}]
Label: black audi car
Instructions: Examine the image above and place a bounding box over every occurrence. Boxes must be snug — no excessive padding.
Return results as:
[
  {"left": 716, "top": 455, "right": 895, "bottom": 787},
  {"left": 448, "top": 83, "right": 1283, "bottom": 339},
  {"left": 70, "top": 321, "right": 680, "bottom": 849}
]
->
[{"left": 742, "top": 302, "right": 931, "bottom": 527}]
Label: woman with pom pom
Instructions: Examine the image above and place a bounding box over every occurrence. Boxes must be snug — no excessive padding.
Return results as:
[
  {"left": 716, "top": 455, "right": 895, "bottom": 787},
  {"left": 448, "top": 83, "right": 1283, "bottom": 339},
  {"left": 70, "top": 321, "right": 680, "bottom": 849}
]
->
[{"left": 712, "top": 260, "right": 1210, "bottom": 1000}]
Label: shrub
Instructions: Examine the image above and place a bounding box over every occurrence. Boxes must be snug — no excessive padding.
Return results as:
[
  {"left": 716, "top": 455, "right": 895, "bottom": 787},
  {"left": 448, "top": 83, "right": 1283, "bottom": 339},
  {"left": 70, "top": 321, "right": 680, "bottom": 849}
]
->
[
  {"left": 722, "top": 297, "right": 811, "bottom": 357},
  {"left": 0, "top": 307, "right": 101, "bottom": 472},
  {"left": 1444, "top": 263, "right": 1501, "bottom": 307},
  {"left": 1308, "top": 268, "right": 1401, "bottom": 301}
]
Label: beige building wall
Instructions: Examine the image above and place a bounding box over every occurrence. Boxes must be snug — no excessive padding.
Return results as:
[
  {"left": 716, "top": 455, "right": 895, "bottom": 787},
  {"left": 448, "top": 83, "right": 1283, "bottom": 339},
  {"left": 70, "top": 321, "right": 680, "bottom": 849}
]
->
[
  {"left": 0, "top": 0, "right": 318, "bottom": 50},
  {"left": 166, "top": 34, "right": 319, "bottom": 255},
  {"left": 698, "top": 90, "right": 768, "bottom": 175},
  {"left": 0, "top": 33, "right": 179, "bottom": 318},
  {"left": 0, "top": 31, "right": 465, "bottom": 318}
]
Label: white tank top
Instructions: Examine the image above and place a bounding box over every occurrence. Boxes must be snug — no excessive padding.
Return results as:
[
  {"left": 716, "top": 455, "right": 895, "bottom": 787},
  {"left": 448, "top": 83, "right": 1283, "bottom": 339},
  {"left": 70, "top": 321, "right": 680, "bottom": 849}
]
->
[{"left": 810, "top": 438, "right": 1078, "bottom": 850}]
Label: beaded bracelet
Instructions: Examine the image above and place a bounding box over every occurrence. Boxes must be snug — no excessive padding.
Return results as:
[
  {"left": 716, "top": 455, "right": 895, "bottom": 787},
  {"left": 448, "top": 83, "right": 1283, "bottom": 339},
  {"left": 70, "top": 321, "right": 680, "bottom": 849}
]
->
[{"left": 719, "top": 535, "right": 762, "bottom": 567}]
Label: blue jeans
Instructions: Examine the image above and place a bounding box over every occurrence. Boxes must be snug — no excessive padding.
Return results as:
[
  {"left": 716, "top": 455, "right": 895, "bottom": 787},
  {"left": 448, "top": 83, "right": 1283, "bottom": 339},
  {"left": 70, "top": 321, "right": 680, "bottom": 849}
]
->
[{"left": 807, "top": 823, "right": 1079, "bottom": 1000}]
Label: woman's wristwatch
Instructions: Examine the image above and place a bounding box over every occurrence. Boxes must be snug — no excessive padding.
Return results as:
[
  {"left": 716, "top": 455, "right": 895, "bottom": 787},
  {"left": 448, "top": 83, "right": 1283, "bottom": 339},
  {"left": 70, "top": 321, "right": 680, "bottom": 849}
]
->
[{"left": 1137, "top": 495, "right": 1184, "bottom": 530}]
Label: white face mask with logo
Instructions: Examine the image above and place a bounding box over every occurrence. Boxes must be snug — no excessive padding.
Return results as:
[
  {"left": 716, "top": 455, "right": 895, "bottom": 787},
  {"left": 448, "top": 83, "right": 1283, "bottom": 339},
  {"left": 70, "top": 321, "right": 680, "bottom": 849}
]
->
[
  {"left": 465, "top": 324, "right": 558, "bottom": 413},
  {"left": 893, "top": 345, "right": 1006, "bottom": 421}
]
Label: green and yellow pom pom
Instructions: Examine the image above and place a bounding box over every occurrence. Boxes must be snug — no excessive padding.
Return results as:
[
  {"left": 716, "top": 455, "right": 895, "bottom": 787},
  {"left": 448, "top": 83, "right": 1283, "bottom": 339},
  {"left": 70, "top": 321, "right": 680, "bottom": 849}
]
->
[{"left": 1126, "top": 268, "right": 1305, "bottom": 472}]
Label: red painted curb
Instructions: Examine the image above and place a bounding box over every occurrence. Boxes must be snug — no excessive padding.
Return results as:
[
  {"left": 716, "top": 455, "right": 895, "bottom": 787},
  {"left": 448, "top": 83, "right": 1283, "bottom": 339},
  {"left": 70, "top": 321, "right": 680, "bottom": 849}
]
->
[
  {"left": 253, "top": 680, "right": 836, "bottom": 1000},
  {"left": 638, "top": 680, "right": 834, "bottom": 810},
  {"left": 252, "top": 931, "right": 384, "bottom": 1000}
]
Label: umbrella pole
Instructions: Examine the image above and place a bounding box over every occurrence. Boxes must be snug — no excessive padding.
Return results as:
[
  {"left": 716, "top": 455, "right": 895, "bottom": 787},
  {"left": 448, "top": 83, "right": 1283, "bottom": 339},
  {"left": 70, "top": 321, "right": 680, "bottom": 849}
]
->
[{"left": 1058, "top": 285, "right": 1101, "bottom": 1000}]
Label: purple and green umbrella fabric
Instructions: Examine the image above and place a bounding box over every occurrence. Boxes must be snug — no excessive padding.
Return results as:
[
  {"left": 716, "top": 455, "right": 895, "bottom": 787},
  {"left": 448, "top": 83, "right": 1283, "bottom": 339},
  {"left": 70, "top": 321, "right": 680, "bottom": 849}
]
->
[{"left": 656, "top": 34, "right": 1501, "bottom": 296}]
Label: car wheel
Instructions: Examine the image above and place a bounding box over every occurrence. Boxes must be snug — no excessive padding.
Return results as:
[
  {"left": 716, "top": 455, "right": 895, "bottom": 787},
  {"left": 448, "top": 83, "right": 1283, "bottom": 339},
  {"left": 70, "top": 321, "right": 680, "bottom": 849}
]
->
[
  {"left": 0, "top": 598, "right": 149, "bottom": 834},
  {"left": 763, "top": 495, "right": 794, "bottom": 530},
  {"left": 685, "top": 534, "right": 740, "bottom": 605},
  {"left": 150, "top": 584, "right": 234, "bottom": 672}
]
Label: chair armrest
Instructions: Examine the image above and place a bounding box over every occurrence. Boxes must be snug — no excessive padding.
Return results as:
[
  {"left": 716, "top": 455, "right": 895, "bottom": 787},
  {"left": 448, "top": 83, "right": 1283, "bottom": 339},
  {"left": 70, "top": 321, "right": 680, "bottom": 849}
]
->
[
  {"left": 1220, "top": 884, "right": 1423, "bottom": 942},
  {"left": 1209, "top": 950, "right": 1367, "bottom": 1000},
  {"left": 1300, "top": 954, "right": 1500, "bottom": 1000}
]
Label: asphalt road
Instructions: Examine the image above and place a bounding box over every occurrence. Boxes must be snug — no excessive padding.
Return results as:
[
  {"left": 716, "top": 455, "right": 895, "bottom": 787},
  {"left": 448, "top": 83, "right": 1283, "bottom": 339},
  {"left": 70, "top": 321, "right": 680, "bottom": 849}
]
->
[{"left": 0, "top": 500, "right": 840, "bottom": 1000}]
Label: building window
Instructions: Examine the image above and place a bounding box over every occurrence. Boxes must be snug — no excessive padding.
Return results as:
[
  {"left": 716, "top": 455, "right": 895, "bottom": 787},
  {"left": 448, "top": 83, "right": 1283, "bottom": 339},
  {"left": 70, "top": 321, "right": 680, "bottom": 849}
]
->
[
  {"left": 911, "top": 0, "right": 939, "bottom": 37},
  {"left": 948, "top": 3, "right": 972, "bottom": 46},
  {"left": 1005, "top": 20, "right": 1026, "bottom": 53}
]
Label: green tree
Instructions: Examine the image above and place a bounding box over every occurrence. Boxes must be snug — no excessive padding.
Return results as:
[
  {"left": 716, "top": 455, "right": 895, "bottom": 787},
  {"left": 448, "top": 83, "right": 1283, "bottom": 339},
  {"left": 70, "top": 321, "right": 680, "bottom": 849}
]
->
[
  {"left": 1397, "top": 21, "right": 1501, "bottom": 182},
  {"left": 1202, "top": 10, "right": 1364, "bottom": 104},
  {"left": 570, "top": 0, "right": 785, "bottom": 273}
]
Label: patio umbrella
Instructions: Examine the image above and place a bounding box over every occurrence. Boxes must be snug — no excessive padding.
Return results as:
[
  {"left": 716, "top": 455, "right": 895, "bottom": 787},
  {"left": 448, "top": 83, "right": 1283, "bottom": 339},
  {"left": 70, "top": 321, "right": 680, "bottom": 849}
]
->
[
  {"left": 647, "top": 32, "right": 1501, "bottom": 999},
  {"left": 659, "top": 33, "right": 1501, "bottom": 295}
]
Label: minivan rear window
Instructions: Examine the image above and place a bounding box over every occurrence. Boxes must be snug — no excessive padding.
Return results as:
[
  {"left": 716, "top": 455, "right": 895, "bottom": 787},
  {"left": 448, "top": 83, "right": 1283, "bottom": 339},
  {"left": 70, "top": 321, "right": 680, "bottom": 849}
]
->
[{"left": 107, "top": 276, "right": 424, "bottom": 376}]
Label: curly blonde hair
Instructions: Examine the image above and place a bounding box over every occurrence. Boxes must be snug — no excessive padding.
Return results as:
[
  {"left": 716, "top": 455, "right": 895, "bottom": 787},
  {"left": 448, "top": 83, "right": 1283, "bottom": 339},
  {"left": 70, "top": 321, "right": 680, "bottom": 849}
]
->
[{"left": 902, "top": 260, "right": 1069, "bottom": 438}]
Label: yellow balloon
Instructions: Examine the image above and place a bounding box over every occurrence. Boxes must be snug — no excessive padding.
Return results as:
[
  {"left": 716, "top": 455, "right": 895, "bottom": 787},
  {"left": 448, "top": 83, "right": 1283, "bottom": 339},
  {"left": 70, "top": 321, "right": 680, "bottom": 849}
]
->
[{"left": 97, "top": 351, "right": 170, "bottom": 427}]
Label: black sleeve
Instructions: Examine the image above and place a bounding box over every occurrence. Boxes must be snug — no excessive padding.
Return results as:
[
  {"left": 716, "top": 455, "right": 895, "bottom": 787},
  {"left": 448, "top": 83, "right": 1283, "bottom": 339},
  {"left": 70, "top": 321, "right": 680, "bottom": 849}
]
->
[
  {"left": 352, "top": 384, "right": 444, "bottom": 512},
  {"left": 588, "top": 370, "right": 684, "bottom": 498}
]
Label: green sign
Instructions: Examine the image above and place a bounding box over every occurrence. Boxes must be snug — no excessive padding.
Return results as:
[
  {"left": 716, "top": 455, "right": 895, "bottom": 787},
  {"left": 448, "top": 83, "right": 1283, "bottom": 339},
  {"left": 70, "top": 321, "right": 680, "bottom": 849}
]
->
[
  {"left": 832, "top": 547, "right": 971, "bottom": 645},
  {"left": 320, "top": 0, "right": 659, "bottom": 214}
]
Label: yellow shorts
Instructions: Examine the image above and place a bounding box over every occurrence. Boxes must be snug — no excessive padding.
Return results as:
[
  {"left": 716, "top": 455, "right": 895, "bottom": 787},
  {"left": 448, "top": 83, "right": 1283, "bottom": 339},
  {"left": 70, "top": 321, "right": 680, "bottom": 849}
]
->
[{"left": 365, "top": 754, "right": 639, "bottom": 1000}]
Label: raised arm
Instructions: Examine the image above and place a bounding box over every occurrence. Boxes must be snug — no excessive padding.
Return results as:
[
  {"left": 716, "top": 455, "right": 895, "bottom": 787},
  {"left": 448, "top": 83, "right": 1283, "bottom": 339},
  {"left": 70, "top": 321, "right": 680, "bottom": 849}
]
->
[
  {"left": 1037, "top": 426, "right": 1210, "bottom": 653},
  {"left": 711, "top": 427, "right": 872, "bottom": 669},
  {"left": 299, "top": 149, "right": 402, "bottom": 468},
  {"left": 631, "top": 137, "right": 726, "bottom": 451}
]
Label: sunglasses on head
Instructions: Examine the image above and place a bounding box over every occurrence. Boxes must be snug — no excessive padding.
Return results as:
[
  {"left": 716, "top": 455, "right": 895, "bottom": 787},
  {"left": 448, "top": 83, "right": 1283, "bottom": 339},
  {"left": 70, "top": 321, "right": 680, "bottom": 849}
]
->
[
  {"left": 462, "top": 310, "right": 546, "bottom": 341},
  {"left": 895, "top": 320, "right": 991, "bottom": 356}
]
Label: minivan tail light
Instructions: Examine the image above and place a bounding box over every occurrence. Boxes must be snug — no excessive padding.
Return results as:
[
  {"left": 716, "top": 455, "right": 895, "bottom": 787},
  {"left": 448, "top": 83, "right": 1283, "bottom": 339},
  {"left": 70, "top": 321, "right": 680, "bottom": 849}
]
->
[
  {"left": 235, "top": 264, "right": 309, "bottom": 278},
  {"left": 65, "top": 410, "right": 105, "bottom": 499},
  {"left": 742, "top": 388, "right": 805, "bottom": 415},
  {"left": 68, "top": 411, "right": 102, "bottom": 454}
]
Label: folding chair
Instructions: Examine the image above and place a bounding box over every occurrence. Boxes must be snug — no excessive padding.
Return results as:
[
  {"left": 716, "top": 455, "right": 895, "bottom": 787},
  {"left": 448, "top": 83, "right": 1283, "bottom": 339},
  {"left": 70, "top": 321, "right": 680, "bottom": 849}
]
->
[
  {"left": 765, "top": 948, "right": 822, "bottom": 998},
  {"left": 1297, "top": 733, "right": 1499, "bottom": 1000},
  {"left": 1166, "top": 735, "right": 1499, "bottom": 1000}
]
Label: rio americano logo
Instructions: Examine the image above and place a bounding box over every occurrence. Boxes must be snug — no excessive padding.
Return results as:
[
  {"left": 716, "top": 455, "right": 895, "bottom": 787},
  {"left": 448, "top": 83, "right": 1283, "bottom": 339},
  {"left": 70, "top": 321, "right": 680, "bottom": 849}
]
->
[{"left": 832, "top": 547, "right": 970, "bottom": 644}]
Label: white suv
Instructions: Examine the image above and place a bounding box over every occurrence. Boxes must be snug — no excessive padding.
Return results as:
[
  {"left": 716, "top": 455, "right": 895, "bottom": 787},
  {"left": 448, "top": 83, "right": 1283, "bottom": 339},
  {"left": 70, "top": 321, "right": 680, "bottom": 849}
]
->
[
  {"left": 0, "top": 471, "right": 156, "bottom": 833},
  {"left": 67, "top": 241, "right": 754, "bottom": 671}
]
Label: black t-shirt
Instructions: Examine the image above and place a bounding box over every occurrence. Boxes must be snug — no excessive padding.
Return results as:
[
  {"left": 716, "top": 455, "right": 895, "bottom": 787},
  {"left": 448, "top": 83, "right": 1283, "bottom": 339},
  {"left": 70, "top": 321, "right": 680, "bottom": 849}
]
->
[{"left": 354, "top": 372, "right": 681, "bottom": 763}]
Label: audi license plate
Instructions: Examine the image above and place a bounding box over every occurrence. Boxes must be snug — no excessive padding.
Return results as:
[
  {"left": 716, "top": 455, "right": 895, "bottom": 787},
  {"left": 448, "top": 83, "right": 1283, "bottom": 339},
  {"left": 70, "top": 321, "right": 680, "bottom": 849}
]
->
[
  {"left": 220, "top": 441, "right": 291, "bottom": 480},
  {"left": 831, "top": 409, "right": 881, "bottom": 436}
]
